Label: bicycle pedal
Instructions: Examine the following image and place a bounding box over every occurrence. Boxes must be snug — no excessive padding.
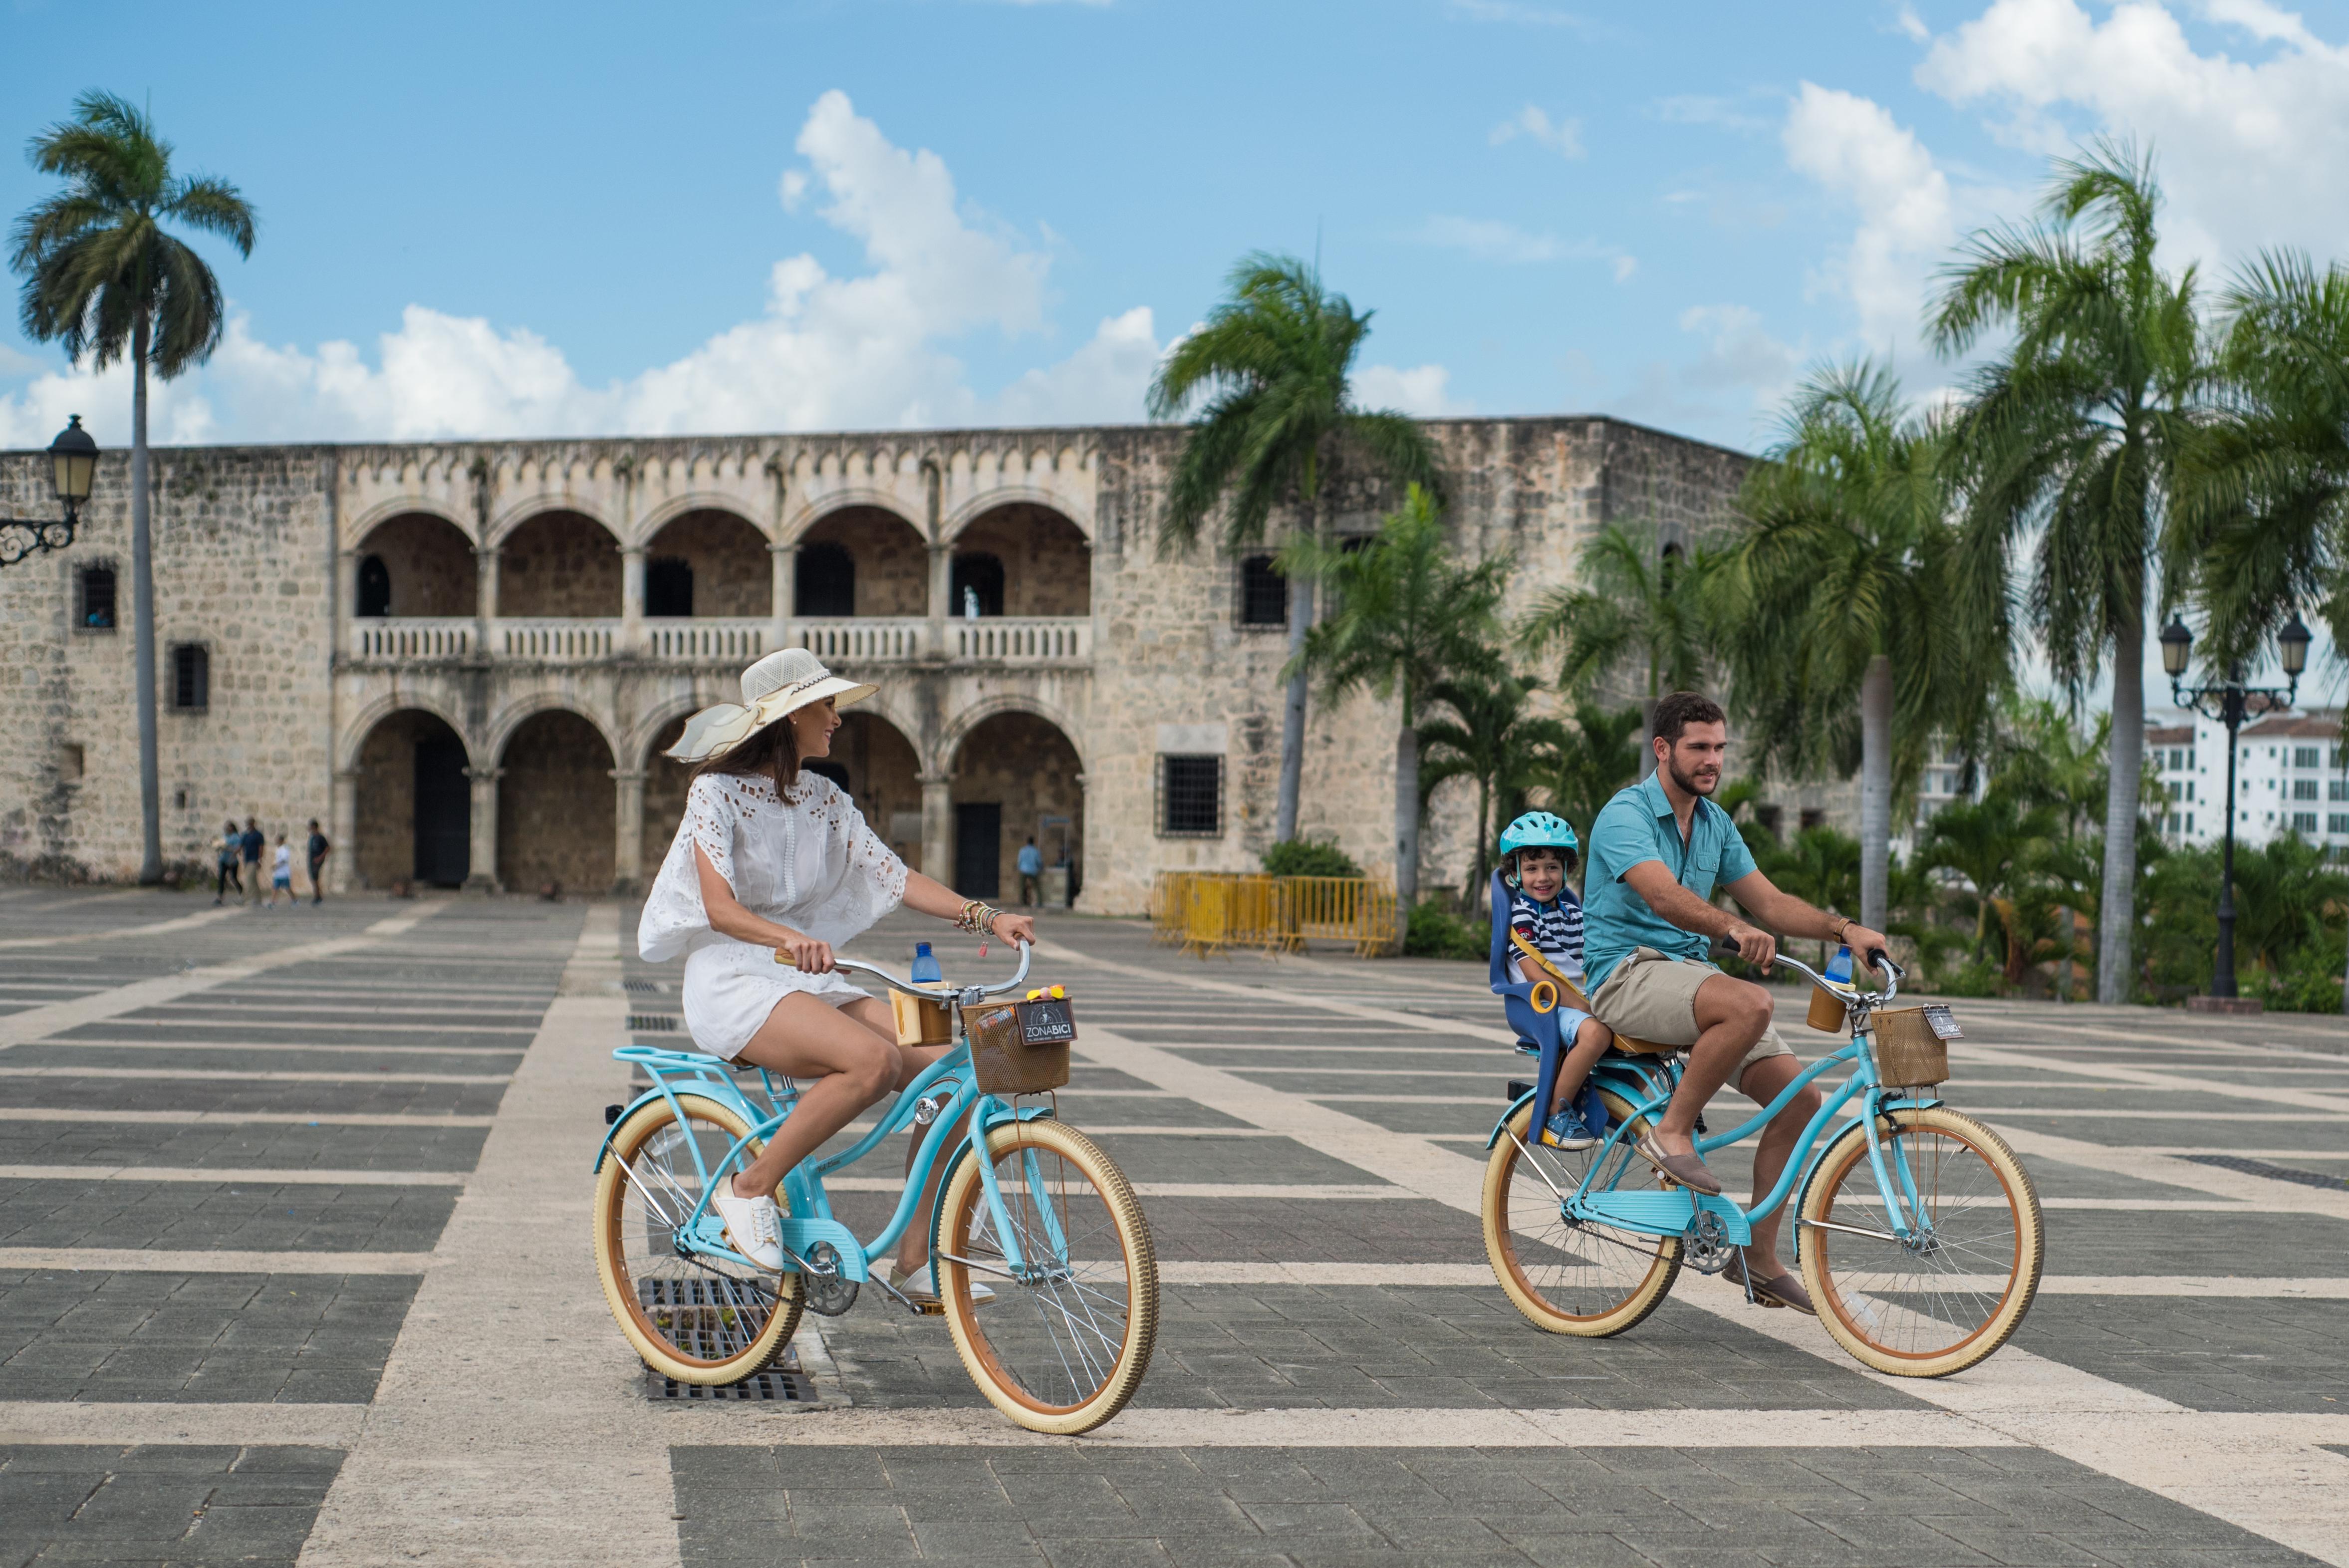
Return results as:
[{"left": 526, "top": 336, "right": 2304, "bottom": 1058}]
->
[{"left": 908, "top": 1298, "right": 946, "bottom": 1317}]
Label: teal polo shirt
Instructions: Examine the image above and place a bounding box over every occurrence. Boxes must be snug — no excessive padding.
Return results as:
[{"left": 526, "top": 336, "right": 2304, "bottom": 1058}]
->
[{"left": 1581, "top": 772, "right": 1758, "bottom": 990}]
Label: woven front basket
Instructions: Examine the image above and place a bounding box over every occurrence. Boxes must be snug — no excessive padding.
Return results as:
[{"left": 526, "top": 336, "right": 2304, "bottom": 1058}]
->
[
  {"left": 1871, "top": 1004, "right": 1959, "bottom": 1087},
  {"left": 965, "top": 999, "right": 1074, "bottom": 1095}
]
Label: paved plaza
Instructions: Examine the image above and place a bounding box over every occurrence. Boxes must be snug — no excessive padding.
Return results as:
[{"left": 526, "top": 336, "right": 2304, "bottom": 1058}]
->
[{"left": 1, "top": 888, "right": 2346, "bottom": 1566}]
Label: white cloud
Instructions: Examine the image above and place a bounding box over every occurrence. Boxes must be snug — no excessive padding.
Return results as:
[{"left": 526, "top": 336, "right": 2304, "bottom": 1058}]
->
[
  {"left": 1490, "top": 105, "right": 1585, "bottom": 158},
  {"left": 0, "top": 90, "right": 1159, "bottom": 447},
  {"left": 1598, "top": 304, "right": 1807, "bottom": 442},
  {"left": 1354, "top": 363, "right": 1471, "bottom": 416},
  {"left": 1652, "top": 94, "right": 1773, "bottom": 133},
  {"left": 1414, "top": 216, "right": 1636, "bottom": 279},
  {"left": 1780, "top": 81, "right": 1957, "bottom": 352},
  {"left": 1915, "top": 0, "right": 2349, "bottom": 267}
]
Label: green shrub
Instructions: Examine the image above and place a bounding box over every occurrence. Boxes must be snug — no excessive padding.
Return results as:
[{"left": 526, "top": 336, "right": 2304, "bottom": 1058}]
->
[
  {"left": 2258, "top": 945, "right": 2346, "bottom": 1015},
  {"left": 1263, "top": 838, "right": 1363, "bottom": 879},
  {"left": 1404, "top": 898, "right": 1487, "bottom": 961},
  {"left": 1939, "top": 961, "right": 2006, "bottom": 999}
]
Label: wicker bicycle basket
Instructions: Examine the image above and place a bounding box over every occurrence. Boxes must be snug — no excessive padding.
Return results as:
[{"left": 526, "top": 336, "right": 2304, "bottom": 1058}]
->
[
  {"left": 965, "top": 998, "right": 1074, "bottom": 1095},
  {"left": 1870, "top": 1004, "right": 1960, "bottom": 1087}
]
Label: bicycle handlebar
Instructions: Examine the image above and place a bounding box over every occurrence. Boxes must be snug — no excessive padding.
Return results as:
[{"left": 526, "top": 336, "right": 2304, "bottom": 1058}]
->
[
  {"left": 1769, "top": 946, "right": 1903, "bottom": 1010},
  {"left": 827, "top": 939, "right": 1034, "bottom": 1002}
]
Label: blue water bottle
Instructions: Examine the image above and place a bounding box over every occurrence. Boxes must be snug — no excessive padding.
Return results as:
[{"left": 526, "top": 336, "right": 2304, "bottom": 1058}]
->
[
  {"left": 1824, "top": 944, "right": 1853, "bottom": 986},
  {"left": 911, "top": 941, "right": 942, "bottom": 986}
]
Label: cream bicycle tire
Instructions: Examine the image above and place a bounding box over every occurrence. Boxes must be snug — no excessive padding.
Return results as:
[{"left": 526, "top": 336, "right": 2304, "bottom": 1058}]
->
[
  {"left": 1798, "top": 1106, "right": 2043, "bottom": 1377},
  {"left": 593, "top": 1093, "right": 804, "bottom": 1385},
  {"left": 934, "top": 1119, "right": 1157, "bottom": 1434},
  {"left": 1482, "top": 1091, "right": 1683, "bottom": 1337}
]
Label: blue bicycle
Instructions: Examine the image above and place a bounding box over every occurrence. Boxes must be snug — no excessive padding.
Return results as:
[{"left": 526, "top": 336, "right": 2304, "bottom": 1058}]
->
[
  {"left": 1481, "top": 951, "right": 2044, "bottom": 1377},
  {"left": 590, "top": 942, "right": 1159, "bottom": 1433}
]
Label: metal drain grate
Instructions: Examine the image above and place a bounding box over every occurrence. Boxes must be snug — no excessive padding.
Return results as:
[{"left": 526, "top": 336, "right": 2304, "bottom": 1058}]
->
[
  {"left": 2183, "top": 1154, "right": 2348, "bottom": 1191},
  {"left": 646, "top": 1365, "right": 821, "bottom": 1402},
  {"left": 622, "top": 979, "right": 662, "bottom": 995},
  {"left": 627, "top": 1014, "right": 680, "bottom": 1033}
]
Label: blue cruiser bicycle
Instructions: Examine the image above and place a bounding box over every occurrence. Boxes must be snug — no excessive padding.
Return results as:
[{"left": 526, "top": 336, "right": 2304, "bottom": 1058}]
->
[
  {"left": 1481, "top": 950, "right": 2044, "bottom": 1377},
  {"left": 591, "top": 942, "right": 1159, "bottom": 1434}
]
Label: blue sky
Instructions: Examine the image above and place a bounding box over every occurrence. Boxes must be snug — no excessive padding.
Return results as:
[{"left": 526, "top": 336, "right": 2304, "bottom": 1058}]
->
[{"left": 8, "top": 0, "right": 2349, "bottom": 468}]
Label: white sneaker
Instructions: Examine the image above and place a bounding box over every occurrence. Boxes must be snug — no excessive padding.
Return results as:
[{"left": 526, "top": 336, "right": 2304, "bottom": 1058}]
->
[
  {"left": 709, "top": 1184, "right": 783, "bottom": 1270},
  {"left": 893, "top": 1262, "right": 995, "bottom": 1307}
]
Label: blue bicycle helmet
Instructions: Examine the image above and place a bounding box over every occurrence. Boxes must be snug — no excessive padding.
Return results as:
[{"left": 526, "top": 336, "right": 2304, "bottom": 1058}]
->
[{"left": 1499, "top": 811, "right": 1578, "bottom": 884}]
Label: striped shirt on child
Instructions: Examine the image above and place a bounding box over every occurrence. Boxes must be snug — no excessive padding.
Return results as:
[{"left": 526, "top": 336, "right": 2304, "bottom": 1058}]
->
[{"left": 1508, "top": 887, "right": 1586, "bottom": 984}]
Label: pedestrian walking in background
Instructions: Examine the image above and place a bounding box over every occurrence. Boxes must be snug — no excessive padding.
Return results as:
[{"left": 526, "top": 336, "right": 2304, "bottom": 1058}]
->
[
  {"left": 268, "top": 834, "right": 294, "bottom": 909},
  {"left": 214, "top": 821, "right": 241, "bottom": 905},
  {"left": 1017, "top": 836, "right": 1043, "bottom": 907},
  {"left": 240, "top": 817, "right": 265, "bottom": 907},
  {"left": 305, "top": 819, "right": 331, "bottom": 904}
]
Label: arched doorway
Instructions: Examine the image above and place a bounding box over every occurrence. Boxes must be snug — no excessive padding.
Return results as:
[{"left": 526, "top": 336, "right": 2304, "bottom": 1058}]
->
[
  {"left": 354, "top": 710, "right": 471, "bottom": 888},
  {"left": 642, "top": 716, "right": 695, "bottom": 877},
  {"left": 498, "top": 710, "right": 616, "bottom": 894},
  {"left": 353, "top": 513, "right": 476, "bottom": 617},
  {"left": 643, "top": 510, "right": 772, "bottom": 618},
  {"left": 952, "top": 712, "right": 1083, "bottom": 905},
  {"left": 794, "top": 507, "right": 926, "bottom": 616},
  {"left": 952, "top": 504, "right": 1091, "bottom": 616},
  {"left": 832, "top": 711, "right": 925, "bottom": 871},
  {"left": 498, "top": 511, "right": 621, "bottom": 616}
]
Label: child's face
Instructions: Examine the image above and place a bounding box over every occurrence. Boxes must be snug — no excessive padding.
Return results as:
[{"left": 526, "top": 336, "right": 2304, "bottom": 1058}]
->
[{"left": 1517, "top": 850, "right": 1565, "bottom": 901}]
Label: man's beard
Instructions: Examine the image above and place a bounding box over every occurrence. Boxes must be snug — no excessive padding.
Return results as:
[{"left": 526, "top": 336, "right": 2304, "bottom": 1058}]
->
[{"left": 1667, "top": 757, "right": 1718, "bottom": 797}]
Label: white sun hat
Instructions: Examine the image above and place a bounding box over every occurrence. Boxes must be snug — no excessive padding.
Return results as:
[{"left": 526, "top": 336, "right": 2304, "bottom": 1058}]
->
[{"left": 663, "top": 648, "right": 877, "bottom": 764}]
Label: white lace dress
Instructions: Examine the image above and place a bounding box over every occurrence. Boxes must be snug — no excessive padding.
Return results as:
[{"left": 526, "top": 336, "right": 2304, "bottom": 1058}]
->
[{"left": 638, "top": 771, "right": 910, "bottom": 1059}]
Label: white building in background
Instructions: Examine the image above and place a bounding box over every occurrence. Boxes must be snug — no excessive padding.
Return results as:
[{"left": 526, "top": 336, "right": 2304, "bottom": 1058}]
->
[{"left": 2144, "top": 707, "right": 2347, "bottom": 853}]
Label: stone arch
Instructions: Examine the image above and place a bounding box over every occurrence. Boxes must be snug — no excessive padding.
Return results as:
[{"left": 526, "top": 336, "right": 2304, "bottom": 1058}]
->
[
  {"left": 339, "top": 690, "right": 477, "bottom": 774},
  {"left": 484, "top": 496, "right": 622, "bottom": 550},
  {"left": 351, "top": 512, "right": 477, "bottom": 618},
  {"left": 791, "top": 504, "right": 927, "bottom": 617},
  {"left": 948, "top": 709, "right": 1085, "bottom": 906},
  {"left": 641, "top": 508, "right": 771, "bottom": 618},
  {"left": 938, "top": 693, "right": 1090, "bottom": 778},
  {"left": 497, "top": 708, "right": 617, "bottom": 895},
  {"left": 352, "top": 707, "right": 474, "bottom": 889},
  {"left": 635, "top": 493, "right": 777, "bottom": 547},
  {"left": 944, "top": 501, "right": 1091, "bottom": 617},
  {"left": 345, "top": 496, "right": 473, "bottom": 552},
  {"left": 485, "top": 691, "right": 623, "bottom": 770},
  {"left": 781, "top": 493, "right": 924, "bottom": 547},
  {"left": 495, "top": 510, "right": 623, "bottom": 617},
  {"left": 943, "top": 486, "right": 1093, "bottom": 543}
]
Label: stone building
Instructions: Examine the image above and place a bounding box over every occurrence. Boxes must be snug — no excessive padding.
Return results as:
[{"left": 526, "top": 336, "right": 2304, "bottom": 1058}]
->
[{"left": 0, "top": 417, "right": 1747, "bottom": 913}]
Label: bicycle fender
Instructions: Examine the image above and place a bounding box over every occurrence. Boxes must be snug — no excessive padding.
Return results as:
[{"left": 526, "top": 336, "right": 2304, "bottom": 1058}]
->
[
  {"left": 591, "top": 1085, "right": 750, "bottom": 1173},
  {"left": 1487, "top": 1089, "right": 1541, "bottom": 1150}
]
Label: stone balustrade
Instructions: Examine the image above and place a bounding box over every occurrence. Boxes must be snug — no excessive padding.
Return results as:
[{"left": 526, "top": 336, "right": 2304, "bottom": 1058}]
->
[{"left": 343, "top": 614, "right": 1091, "bottom": 668}]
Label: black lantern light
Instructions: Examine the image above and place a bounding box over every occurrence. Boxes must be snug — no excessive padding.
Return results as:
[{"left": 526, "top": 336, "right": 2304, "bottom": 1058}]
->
[
  {"left": 2159, "top": 614, "right": 2193, "bottom": 679},
  {"left": 2280, "top": 612, "right": 2313, "bottom": 682},
  {"left": 0, "top": 415, "right": 101, "bottom": 569}
]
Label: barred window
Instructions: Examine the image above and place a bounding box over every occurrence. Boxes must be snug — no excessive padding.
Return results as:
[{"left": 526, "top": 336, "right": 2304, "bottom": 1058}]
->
[
  {"left": 77, "top": 565, "right": 116, "bottom": 630},
  {"left": 169, "top": 644, "right": 208, "bottom": 711},
  {"left": 1157, "top": 755, "right": 1223, "bottom": 837},
  {"left": 2293, "top": 811, "right": 2320, "bottom": 833},
  {"left": 1238, "top": 555, "right": 1287, "bottom": 628}
]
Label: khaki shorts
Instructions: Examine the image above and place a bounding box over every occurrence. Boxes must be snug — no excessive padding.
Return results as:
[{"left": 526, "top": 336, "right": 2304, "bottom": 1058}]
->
[{"left": 1588, "top": 947, "right": 1793, "bottom": 1077}]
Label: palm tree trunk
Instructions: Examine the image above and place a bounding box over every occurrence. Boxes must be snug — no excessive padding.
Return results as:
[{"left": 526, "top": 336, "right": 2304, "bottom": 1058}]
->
[
  {"left": 1394, "top": 702, "right": 1420, "bottom": 947},
  {"left": 2096, "top": 610, "right": 2146, "bottom": 1004},
  {"left": 132, "top": 314, "right": 163, "bottom": 885},
  {"left": 1857, "top": 652, "right": 1892, "bottom": 934},
  {"left": 1463, "top": 775, "right": 1490, "bottom": 911},
  {"left": 1274, "top": 495, "right": 1316, "bottom": 844}
]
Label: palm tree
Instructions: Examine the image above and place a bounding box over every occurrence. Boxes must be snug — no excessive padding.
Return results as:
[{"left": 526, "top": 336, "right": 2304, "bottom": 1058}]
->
[
  {"left": 1147, "top": 253, "right": 1446, "bottom": 846},
  {"left": 1286, "top": 485, "right": 1507, "bottom": 931},
  {"left": 1714, "top": 362, "right": 1979, "bottom": 938},
  {"left": 1988, "top": 697, "right": 2108, "bottom": 996},
  {"left": 1918, "top": 793, "right": 2059, "bottom": 963},
  {"left": 1519, "top": 701, "right": 1645, "bottom": 884},
  {"left": 1931, "top": 139, "right": 2204, "bottom": 1004},
  {"left": 1416, "top": 669, "right": 1563, "bottom": 911},
  {"left": 1517, "top": 521, "right": 1712, "bottom": 771},
  {"left": 10, "top": 92, "right": 257, "bottom": 883}
]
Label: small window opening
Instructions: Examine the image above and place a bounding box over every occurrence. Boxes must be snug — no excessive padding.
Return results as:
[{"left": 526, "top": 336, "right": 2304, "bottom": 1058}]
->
[
  {"left": 356, "top": 555, "right": 392, "bottom": 617},
  {"left": 170, "top": 644, "right": 209, "bottom": 711},
  {"left": 1158, "top": 755, "right": 1224, "bottom": 837},
  {"left": 58, "top": 744, "right": 84, "bottom": 782},
  {"left": 645, "top": 556, "right": 694, "bottom": 617},
  {"left": 795, "top": 542, "right": 855, "bottom": 617},
  {"left": 78, "top": 566, "right": 116, "bottom": 630},
  {"left": 1239, "top": 555, "right": 1287, "bottom": 627},
  {"left": 951, "top": 552, "right": 1005, "bottom": 618}
]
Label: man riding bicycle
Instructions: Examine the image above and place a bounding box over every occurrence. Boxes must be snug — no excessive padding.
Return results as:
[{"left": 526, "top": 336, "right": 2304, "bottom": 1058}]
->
[{"left": 1580, "top": 691, "right": 1886, "bottom": 1315}]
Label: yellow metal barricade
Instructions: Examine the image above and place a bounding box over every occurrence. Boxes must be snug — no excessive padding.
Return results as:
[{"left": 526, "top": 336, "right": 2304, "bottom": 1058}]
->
[{"left": 1154, "top": 872, "right": 1398, "bottom": 959}]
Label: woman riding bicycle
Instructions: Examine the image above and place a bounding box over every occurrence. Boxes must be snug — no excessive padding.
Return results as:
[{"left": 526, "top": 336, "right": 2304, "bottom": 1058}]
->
[{"left": 636, "top": 648, "right": 1035, "bottom": 1303}]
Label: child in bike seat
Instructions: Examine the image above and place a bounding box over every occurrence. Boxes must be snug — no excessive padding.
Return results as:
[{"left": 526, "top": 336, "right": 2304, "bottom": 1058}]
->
[{"left": 1500, "top": 812, "right": 1615, "bottom": 1149}]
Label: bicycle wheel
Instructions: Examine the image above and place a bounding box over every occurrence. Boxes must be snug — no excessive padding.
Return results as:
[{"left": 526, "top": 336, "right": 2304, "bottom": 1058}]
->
[
  {"left": 1798, "top": 1107, "right": 2043, "bottom": 1377},
  {"left": 593, "top": 1093, "right": 804, "bottom": 1385},
  {"left": 933, "top": 1119, "right": 1157, "bottom": 1434},
  {"left": 1482, "top": 1090, "right": 1683, "bottom": 1336}
]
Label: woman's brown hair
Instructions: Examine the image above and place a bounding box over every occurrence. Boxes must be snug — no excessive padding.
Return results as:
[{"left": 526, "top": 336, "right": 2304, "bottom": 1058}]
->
[{"left": 689, "top": 715, "right": 802, "bottom": 798}]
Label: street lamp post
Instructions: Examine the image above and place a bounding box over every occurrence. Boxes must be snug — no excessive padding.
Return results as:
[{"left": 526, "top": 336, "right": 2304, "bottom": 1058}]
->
[
  {"left": 0, "top": 417, "right": 101, "bottom": 568},
  {"left": 2160, "top": 612, "right": 2312, "bottom": 1000}
]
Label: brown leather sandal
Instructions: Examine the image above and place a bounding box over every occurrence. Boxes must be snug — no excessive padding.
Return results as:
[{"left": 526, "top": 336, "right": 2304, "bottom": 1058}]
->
[
  {"left": 1632, "top": 1131, "right": 1724, "bottom": 1196},
  {"left": 1724, "top": 1250, "right": 1816, "bottom": 1315}
]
